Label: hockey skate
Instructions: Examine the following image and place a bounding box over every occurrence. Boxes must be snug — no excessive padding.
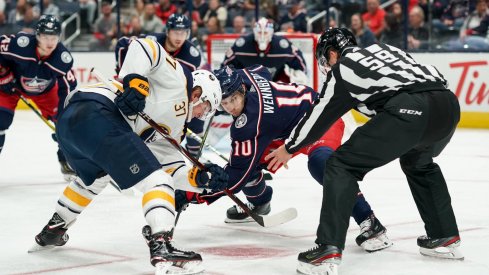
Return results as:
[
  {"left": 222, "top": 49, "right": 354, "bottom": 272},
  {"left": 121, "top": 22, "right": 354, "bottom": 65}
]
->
[
  {"left": 417, "top": 235, "right": 464, "bottom": 260},
  {"left": 355, "top": 214, "right": 393, "bottom": 252},
  {"left": 225, "top": 201, "right": 271, "bottom": 223},
  {"left": 142, "top": 225, "right": 204, "bottom": 275},
  {"left": 29, "top": 213, "right": 69, "bottom": 253},
  {"left": 297, "top": 244, "right": 342, "bottom": 275},
  {"left": 59, "top": 160, "right": 76, "bottom": 182}
]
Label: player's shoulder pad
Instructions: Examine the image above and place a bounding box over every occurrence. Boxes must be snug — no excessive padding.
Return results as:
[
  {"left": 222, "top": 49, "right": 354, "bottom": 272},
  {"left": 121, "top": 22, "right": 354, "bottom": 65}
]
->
[
  {"left": 179, "top": 40, "right": 202, "bottom": 66},
  {"left": 131, "top": 38, "right": 163, "bottom": 65},
  {"left": 233, "top": 34, "right": 254, "bottom": 49},
  {"left": 4, "top": 33, "right": 36, "bottom": 56},
  {"left": 245, "top": 65, "right": 272, "bottom": 81},
  {"left": 270, "top": 35, "right": 293, "bottom": 52},
  {"left": 230, "top": 112, "right": 257, "bottom": 140},
  {"left": 48, "top": 44, "right": 74, "bottom": 74}
]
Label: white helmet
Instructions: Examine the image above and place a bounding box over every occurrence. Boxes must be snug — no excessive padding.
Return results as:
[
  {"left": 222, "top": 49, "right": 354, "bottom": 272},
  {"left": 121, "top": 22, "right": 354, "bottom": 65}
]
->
[
  {"left": 191, "top": 70, "right": 222, "bottom": 120},
  {"left": 254, "top": 17, "right": 274, "bottom": 51}
]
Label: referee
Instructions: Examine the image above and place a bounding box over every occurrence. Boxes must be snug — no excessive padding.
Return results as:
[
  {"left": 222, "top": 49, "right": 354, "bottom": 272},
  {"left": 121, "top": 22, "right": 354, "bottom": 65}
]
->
[{"left": 266, "top": 28, "right": 462, "bottom": 275}]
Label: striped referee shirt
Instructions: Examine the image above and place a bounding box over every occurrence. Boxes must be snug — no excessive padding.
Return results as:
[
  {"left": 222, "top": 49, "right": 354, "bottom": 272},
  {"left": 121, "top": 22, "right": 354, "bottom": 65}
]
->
[{"left": 285, "top": 43, "right": 449, "bottom": 154}]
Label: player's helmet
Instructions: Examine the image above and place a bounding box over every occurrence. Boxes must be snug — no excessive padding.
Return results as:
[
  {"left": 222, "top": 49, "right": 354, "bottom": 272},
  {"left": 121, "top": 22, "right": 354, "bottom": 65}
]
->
[
  {"left": 214, "top": 66, "right": 244, "bottom": 100},
  {"left": 192, "top": 70, "right": 222, "bottom": 120},
  {"left": 253, "top": 17, "right": 274, "bottom": 51},
  {"left": 166, "top": 13, "right": 191, "bottom": 30},
  {"left": 35, "top": 15, "right": 61, "bottom": 36},
  {"left": 315, "top": 27, "right": 357, "bottom": 73}
]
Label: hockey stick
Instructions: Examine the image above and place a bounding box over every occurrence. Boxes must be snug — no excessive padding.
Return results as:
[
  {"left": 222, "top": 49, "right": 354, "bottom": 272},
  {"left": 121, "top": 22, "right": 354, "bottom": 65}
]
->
[
  {"left": 187, "top": 129, "right": 297, "bottom": 227},
  {"left": 91, "top": 68, "right": 296, "bottom": 227},
  {"left": 14, "top": 91, "right": 56, "bottom": 132}
]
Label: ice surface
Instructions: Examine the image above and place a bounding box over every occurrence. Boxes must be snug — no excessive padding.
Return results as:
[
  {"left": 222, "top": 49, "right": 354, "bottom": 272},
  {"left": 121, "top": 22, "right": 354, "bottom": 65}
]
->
[{"left": 1, "top": 111, "right": 488, "bottom": 275}]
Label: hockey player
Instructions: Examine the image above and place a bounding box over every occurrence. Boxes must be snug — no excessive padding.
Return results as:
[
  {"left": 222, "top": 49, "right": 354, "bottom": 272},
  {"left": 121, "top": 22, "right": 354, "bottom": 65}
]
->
[
  {"left": 222, "top": 17, "right": 308, "bottom": 85},
  {"left": 31, "top": 38, "right": 227, "bottom": 275},
  {"left": 115, "top": 13, "right": 207, "bottom": 158},
  {"left": 179, "top": 65, "right": 393, "bottom": 253},
  {"left": 266, "top": 28, "right": 463, "bottom": 275},
  {"left": 0, "top": 15, "right": 77, "bottom": 180}
]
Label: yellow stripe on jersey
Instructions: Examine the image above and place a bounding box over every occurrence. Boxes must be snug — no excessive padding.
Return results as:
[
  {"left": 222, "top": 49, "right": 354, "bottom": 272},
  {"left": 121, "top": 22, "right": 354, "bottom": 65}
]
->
[
  {"left": 142, "top": 190, "right": 175, "bottom": 207},
  {"left": 143, "top": 38, "right": 157, "bottom": 61},
  {"left": 63, "top": 186, "right": 92, "bottom": 207},
  {"left": 165, "top": 167, "right": 176, "bottom": 174}
]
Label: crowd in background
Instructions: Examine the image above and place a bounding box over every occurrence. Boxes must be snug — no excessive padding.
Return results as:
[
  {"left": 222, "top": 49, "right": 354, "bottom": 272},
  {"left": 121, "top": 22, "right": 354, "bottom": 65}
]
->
[{"left": 1, "top": 0, "right": 488, "bottom": 51}]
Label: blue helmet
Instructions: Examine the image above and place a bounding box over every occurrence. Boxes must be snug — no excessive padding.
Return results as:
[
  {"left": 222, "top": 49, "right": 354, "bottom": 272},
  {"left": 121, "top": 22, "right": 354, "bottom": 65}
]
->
[
  {"left": 214, "top": 66, "right": 244, "bottom": 99},
  {"left": 36, "top": 15, "right": 61, "bottom": 36},
  {"left": 166, "top": 13, "right": 191, "bottom": 30}
]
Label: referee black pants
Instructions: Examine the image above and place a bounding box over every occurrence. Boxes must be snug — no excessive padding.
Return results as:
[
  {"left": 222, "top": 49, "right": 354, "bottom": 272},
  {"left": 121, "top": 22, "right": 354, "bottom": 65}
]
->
[{"left": 316, "top": 90, "right": 461, "bottom": 250}]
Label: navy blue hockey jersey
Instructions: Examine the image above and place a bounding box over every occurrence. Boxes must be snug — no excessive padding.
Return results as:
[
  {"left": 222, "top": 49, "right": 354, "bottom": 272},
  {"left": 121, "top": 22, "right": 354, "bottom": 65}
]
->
[
  {"left": 0, "top": 33, "right": 77, "bottom": 98},
  {"left": 115, "top": 33, "right": 203, "bottom": 73},
  {"left": 222, "top": 34, "right": 307, "bottom": 81},
  {"left": 200, "top": 65, "right": 318, "bottom": 203}
]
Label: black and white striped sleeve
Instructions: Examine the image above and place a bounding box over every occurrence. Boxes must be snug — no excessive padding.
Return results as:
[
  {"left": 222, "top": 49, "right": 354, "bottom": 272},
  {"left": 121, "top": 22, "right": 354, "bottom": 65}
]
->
[{"left": 284, "top": 68, "right": 356, "bottom": 154}]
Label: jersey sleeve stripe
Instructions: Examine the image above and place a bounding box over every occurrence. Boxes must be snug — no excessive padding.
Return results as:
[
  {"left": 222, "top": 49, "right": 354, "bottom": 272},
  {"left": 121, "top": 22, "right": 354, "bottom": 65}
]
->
[
  {"left": 135, "top": 39, "right": 153, "bottom": 67},
  {"left": 143, "top": 38, "right": 158, "bottom": 61},
  {"left": 44, "top": 62, "right": 66, "bottom": 75}
]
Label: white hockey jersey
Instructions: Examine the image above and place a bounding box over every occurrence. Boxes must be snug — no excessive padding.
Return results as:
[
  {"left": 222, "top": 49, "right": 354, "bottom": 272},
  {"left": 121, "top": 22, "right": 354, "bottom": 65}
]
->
[{"left": 119, "top": 38, "right": 192, "bottom": 141}]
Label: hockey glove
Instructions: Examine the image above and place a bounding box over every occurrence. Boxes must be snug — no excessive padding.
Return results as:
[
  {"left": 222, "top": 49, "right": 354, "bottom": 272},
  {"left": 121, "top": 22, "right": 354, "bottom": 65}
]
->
[
  {"left": 0, "top": 66, "right": 16, "bottom": 95},
  {"left": 188, "top": 163, "right": 228, "bottom": 192},
  {"left": 115, "top": 73, "right": 149, "bottom": 118}
]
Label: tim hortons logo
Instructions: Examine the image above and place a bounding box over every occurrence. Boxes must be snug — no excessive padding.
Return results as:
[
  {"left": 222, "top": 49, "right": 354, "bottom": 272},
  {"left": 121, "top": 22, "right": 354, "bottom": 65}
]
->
[{"left": 450, "top": 61, "right": 489, "bottom": 105}]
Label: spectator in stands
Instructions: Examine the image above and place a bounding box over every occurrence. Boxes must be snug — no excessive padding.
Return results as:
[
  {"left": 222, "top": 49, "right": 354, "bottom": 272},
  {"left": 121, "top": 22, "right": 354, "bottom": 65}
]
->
[
  {"left": 460, "top": 0, "right": 489, "bottom": 38},
  {"left": 200, "top": 16, "right": 223, "bottom": 51},
  {"left": 15, "top": 0, "right": 36, "bottom": 33},
  {"left": 380, "top": 12, "right": 403, "bottom": 48},
  {"left": 362, "top": 0, "right": 386, "bottom": 38},
  {"left": 155, "top": 0, "right": 177, "bottom": 24},
  {"left": 124, "top": 14, "right": 143, "bottom": 37},
  {"left": 190, "top": 0, "right": 208, "bottom": 27},
  {"left": 408, "top": 5, "right": 429, "bottom": 50},
  {"left": 0, "top": 0, "right": 6, "bottom": 25},
  {"left": 79, "top": 0, "right": 97, "bottom": 33},
  {"left": 389, "top": 1, "right": 403, "bottom": 23},
  {"left": 350, "top": 13, "right": 377, "bottom": 47},
  {"left": 8, "top": 0, "right": 26, "bottom": 24},
  {"left": 203, "top": 0, "right": 227, "bottom": 29},
  {"left": 279, "top": 0, "right": 307, "bottom": 33},
  {"left": 91, "top": 0, "right": 117, "bottom": 50},
  {"left": 433, "top": 0, "right": 472, "bottom": 32},
  {"left": 33, "top": 0, "right": 59, "bottom": 18},
  {"left": 232, "top": 15, "right": 247, "bottom": 34},
  {"left": 140, "top": 0, "right": 164, "bottom": 33}
]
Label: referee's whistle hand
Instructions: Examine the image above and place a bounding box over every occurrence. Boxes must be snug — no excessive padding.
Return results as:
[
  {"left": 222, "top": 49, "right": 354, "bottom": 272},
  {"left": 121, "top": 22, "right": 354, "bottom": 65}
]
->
[{"left": 265, "top": 145, "right": 292, "bottom": 171}]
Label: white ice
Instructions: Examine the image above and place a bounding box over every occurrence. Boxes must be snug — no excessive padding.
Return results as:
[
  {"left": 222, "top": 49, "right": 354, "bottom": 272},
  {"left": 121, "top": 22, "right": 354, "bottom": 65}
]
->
[{"left": 1, "top": 111, "right": 488, "bottom": 275}]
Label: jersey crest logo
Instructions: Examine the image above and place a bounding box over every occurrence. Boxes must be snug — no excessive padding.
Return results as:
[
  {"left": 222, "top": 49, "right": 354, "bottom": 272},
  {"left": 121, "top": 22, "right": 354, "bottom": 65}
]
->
[
  {"left": 129, "top": 163, "right": 140, "bottom": 174},
  {"left": 235, "top": 38, "right": 245, "bottom": 47},
  {"left": 61, "top": 51, "right": 73, "bottom": 63},
  {"left": 279, "top": 39, "right": 289, "bottom": 49},
  {"left": 190, "top": 46, "right": 199, "bottom": 57},
  {"left": 20, "top": 76, "right": 51, "bottom": 93},
  {"left": 17, "top": 36, "right": 30, "bottom": 47},
  {"left": 235, "top": 114, "right": 247, "bottom": 128}
]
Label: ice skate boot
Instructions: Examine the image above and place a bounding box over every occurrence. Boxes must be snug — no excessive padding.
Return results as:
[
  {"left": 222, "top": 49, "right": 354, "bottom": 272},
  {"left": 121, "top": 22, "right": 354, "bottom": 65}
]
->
[
  {"left": 417, "top": 235, "right": 464, "bottom": 260},
  {"left": 225, "top": 201, "right": 271, "bottom": 223},
  {"left": 142, "top": 225, "right": 203, "bottom": 274},
  {"left": 355, "top": 214, "right": 393, "bottom": 252},
  {"left": 59, "top": 160, "right": 76, "bottom": 182},
  {"left": 297, "top": 244, "right": 342, "bottom": 275},
  {"left": 29, "top": 213, "right": 69, "bottom": 252}
]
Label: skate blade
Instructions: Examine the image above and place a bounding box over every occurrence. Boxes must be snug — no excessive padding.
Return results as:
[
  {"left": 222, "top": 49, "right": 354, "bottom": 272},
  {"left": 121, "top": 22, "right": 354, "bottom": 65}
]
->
[
  {"left": 361, "top": 233, "right": 393, "bottom": 253},
  {"left": 155, "top": 261, "right": 204, "bottom": 275},
  {"left": 297, "top": 261, "right": 338, "bottom": 275},
  {"left": 28, "top": 243, "right": 55, "bottom": 253},
  {"left": 419, "top": 247, "right": 464, "bottom": 260}
]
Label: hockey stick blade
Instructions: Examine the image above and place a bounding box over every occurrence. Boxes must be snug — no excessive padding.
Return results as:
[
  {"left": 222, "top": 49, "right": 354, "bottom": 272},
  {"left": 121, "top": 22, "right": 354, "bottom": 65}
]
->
[{"left": 261, "top": 207, "right": 298, "bottom": 227}]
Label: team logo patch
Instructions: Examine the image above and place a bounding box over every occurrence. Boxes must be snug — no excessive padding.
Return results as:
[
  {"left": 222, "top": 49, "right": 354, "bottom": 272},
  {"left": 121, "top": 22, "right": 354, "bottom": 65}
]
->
[
  {"left": 235, "top": 38, "right": 245, "bottom": 47},
  {"left": 190, "top": 46, "right": 199, "bottom": 57},
  {"left": 17, "top": 36, "right": 29, "bottom": 47},
  {"left": 130, "top": 163, "right": 140, "bottom": 174},
  {"left": 279, "top": 39, "right": 289, "bottom": 49},
  {"left": 235, "top": 114, "right": 247, "bottom": 128},
  {"left": 61, "top": 51, "right": 72, "bottom": 63}
]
